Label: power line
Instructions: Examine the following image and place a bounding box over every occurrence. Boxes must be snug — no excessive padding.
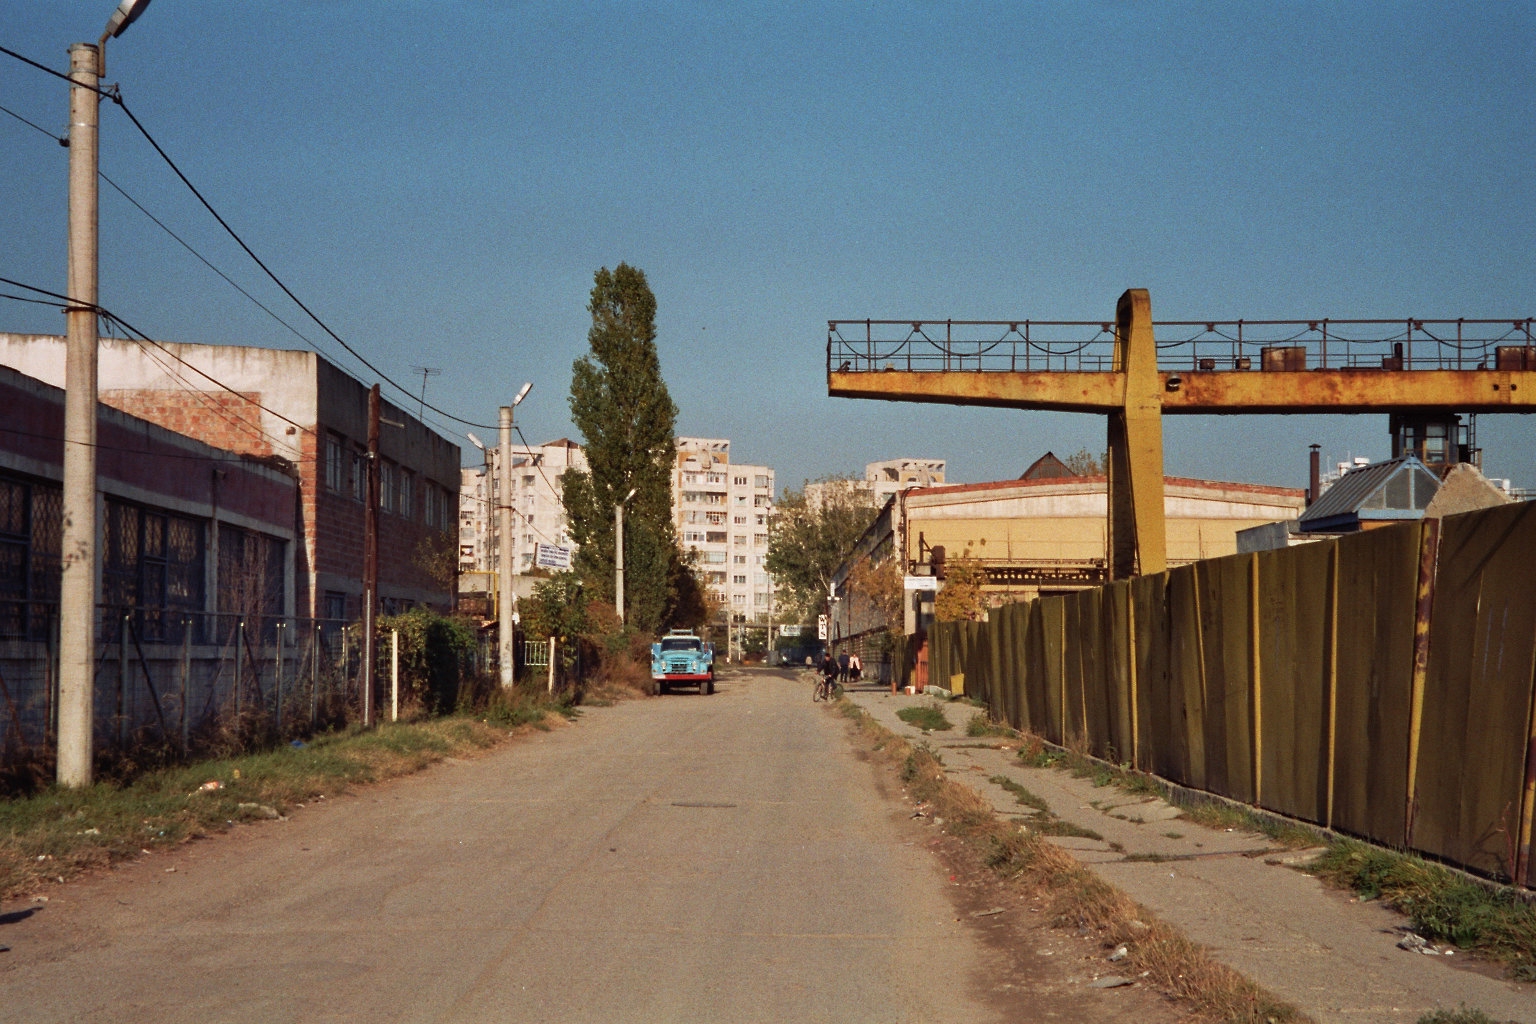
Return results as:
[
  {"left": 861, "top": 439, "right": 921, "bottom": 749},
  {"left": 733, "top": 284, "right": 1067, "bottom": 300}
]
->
[
  {"left": 110, "top": 96, "right": 499, "bottom": 430},
  {"left": 3, "top": 42, "right": 499, "bottom": 431}
]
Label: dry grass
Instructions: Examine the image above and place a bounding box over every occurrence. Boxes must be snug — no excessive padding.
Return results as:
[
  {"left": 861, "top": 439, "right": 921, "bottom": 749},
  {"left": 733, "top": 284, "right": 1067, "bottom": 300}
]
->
[
  {"left": 837, "top": 700, "right": 1310, "bottom": 1024},
  {"left": 0, "top": 714, "right": 523, "bottom": 901}
]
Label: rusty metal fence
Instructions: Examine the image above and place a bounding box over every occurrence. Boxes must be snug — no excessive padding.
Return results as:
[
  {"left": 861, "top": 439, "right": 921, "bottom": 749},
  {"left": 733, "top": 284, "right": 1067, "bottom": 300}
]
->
[
  {"left": 0, "top": 609, "right": 381, "bottom": 764},
  {"left": 928, "top": 501, "right": 1536, "bottom": 886}
]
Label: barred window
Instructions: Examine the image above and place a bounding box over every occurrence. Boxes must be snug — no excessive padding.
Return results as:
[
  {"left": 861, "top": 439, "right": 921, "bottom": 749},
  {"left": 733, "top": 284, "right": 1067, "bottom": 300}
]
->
[
  {"left": 218, "top": 523, "right": 285, "bottom": 639},
  {"left": 104, "top": 499, "right": 205, "bottom": 643},
  {"left": 0, "top": 475, "right": 62, "bottom": 639}
]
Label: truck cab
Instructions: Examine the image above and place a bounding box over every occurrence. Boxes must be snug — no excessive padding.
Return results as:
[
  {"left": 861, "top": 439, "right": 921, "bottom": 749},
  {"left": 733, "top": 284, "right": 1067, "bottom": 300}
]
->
[{"left": 650, "top": 629, "right": 715, "bottom": 695}]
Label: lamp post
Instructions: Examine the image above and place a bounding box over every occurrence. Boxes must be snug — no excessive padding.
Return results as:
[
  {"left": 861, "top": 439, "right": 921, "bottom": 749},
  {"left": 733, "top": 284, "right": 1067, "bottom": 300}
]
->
[
  {"left": 57, "top": 0, "right": 153, "bottom": 789},
  {"left": 614, "top": 487, "right": 637, "bottom": 624},
  {"left": 498, "top": 383, "right": 531, "bottom": 688}
]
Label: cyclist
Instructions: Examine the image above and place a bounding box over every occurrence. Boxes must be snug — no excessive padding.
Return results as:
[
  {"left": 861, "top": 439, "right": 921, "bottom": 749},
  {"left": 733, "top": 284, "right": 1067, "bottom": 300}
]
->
[{"left": 818, "top": 652, "right": 839, "bottom": 699}]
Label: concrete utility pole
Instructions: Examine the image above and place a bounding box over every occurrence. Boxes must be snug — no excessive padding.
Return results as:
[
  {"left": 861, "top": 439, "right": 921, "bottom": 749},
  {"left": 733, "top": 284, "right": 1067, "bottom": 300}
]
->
[
  {"left": 498, "top": 404, "right": 514, "bottom": 687},
  {"left": 58, "top": 0, "right": 154, "bottom": 788},
  {"left": 614, "top": 487, "right": 636, "bottom": 625},
  {"left": 499, "top": 381, "right": 530, "bottom": 687}
]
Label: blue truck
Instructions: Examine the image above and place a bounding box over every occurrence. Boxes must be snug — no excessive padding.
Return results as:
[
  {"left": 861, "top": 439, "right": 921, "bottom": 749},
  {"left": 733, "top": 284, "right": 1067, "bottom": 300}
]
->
[{"left": 650, "top": 629, "right": 715, "bottom": 695}]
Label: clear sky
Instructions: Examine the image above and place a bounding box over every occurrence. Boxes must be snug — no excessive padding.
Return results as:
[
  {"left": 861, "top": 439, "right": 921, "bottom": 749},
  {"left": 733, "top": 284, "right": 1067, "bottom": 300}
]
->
[{"left": 5, "top": 2, "right": 1533, "bottom": 494}]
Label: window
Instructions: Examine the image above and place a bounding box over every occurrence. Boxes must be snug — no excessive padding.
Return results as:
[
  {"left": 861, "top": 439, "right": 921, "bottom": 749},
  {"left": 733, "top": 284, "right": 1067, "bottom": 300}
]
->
[
  {"left": 706, "top": 531, "right": 727, "bottom": 543},
  {"left": 424, "top": 484, "right": 437, "bottom": 527},
  {"left": 731, "top": 593, "right": 745, "bottom": 605},
  {"left": 706, "top": 511, "right": 726, "bottom": 525},
  {"left": 706, "top": 571, "right": 726, "bottom": 584},
  {"left": 734, "top": 494, "right": 748, "bottom": 505},
  {"left": 702, "top": 551, "right": 727, "bottom": 564},
  {"left": 380, "top": 461, "right": 395, "bottom": 512},
  {"left": 754, "top": 533, "right": 768, "bottom": 546},
  {"left": 734, "top": 476, "right": 747, "bottom": 486},
  {"left": 754, "top": 475, "right": 768, "bottom": 489},
  {"left": 733, "top": 555, "right": 747, "bottom": 565},
  {"left": 685, "top": 531, "right": 705, "bottom": 543},
  {"left": 0, "top": 474, "right": 61, "bottom": 640},
  {"left": 104, "top": 499, "right": 206, "bottom": 643},
  {"left": 754, "top": 495, "right": 770, "bottom": 507},
  {"left": 733, "top": 575, "right": 747, "bottom": 585},
  {"left": 325, "top": 435, "right": 346, "bottom": 492},
  {"left": 733, "top": 515, "right": 747, "bottom": 524},
  {"left": 734, "top": 535, "right": 748, "bottom": 547},
  {"left": 350, "top": 450, "right": 365, "bottom": 502},
  {"left": 218, "top": 523, "right": 285, "bottom": 637},
  {"left": 399, "top": 469, "right": 414, "bottom": 519}
]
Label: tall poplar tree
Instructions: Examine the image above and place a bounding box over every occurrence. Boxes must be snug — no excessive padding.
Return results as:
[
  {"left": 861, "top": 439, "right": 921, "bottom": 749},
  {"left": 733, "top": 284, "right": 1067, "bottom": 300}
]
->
[{"left": 562, "top": 264, "right": 685, "bottom": 636}]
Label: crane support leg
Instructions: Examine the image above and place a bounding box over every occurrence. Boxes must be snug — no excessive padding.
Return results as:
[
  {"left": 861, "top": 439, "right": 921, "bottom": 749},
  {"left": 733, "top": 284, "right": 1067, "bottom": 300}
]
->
[{"left": 1107, "top": 289, "right": 1167, "bottom": 579}]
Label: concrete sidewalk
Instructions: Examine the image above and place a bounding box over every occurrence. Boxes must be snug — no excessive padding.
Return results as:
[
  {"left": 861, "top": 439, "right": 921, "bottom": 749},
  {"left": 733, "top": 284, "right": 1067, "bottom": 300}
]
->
[{"left": 841, "top": 686, "right": 1536, "bottom": 1024}]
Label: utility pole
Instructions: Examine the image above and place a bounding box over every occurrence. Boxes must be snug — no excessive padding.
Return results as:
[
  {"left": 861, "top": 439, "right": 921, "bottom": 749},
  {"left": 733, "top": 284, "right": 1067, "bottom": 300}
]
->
[
  {"left": 58, "top": 1, "right": 154, "bottom": 787},
  {"left": 498, "top": 404, "right": 515, "bottom": 687},
  {"left": 57, "top": 41, "right": 103, "bottom": 788},
  {"left": 362, "top": 384, "right": 380, "bottom": 726},
  {"left": 614, "top": 487, "right": 636, "bottom": 625}
]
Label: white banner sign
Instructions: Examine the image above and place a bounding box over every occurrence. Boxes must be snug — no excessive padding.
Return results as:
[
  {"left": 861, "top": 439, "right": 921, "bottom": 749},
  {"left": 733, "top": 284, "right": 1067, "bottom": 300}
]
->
[
  {"left": 779, "top": 624, "right": 802, "bottom": 637},
  {"left": 904, "top": 575, "right": 939, "bottom": 592},
  {"left": 535, "top": 543, "right": 572, "bottom": 570}
]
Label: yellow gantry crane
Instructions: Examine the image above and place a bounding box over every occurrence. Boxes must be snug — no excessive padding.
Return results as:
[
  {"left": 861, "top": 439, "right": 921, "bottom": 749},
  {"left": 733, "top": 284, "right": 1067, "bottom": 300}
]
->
[{"left": 827, "top": 289, "right": 1536, "bottom": 579}]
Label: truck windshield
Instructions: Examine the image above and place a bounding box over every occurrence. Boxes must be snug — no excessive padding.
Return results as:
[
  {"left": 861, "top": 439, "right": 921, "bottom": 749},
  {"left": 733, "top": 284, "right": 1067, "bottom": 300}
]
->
[{"left": 661, "top": 638, "right": 701, "bottom": 651}]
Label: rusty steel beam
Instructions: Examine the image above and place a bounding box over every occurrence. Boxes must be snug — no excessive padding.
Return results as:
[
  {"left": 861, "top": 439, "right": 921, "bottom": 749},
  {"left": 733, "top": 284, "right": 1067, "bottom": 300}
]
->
[
  {"left": 1165, "top": 369, "right": 1536, "bottom": 414},
  {"left": 827, "top": 369, "right": 1122, "bottom": 412},
  {"left": 1107, "top": 289, "right": 1166, "bottom": 580},
  {"left": 830, "top": 367, "right": 1536, "bottom": 414}
]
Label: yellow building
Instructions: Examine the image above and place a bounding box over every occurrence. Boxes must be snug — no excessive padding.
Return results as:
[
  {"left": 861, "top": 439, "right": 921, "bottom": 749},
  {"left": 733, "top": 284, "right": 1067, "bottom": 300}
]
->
[{"left": 830, "top": 454, "right": 1306, "bottom": 644}]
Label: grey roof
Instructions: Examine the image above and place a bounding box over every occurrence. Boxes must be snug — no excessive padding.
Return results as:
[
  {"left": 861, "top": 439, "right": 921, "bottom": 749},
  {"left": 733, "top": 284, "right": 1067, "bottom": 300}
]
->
[{"left": 1299, "top": 455, "right": 1441, "bottom": 532}]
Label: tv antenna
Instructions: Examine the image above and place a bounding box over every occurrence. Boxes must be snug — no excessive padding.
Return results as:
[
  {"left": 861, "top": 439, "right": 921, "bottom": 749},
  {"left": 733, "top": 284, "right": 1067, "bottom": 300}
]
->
[{"left": 411, "top": 366, "right": 442, "bottom": 420}]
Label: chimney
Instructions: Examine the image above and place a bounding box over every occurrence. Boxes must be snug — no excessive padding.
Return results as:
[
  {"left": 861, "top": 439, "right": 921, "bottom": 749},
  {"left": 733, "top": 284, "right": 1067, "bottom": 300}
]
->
[{"left": 1308, "top": 444, "right": 1321, "bottom": 506}]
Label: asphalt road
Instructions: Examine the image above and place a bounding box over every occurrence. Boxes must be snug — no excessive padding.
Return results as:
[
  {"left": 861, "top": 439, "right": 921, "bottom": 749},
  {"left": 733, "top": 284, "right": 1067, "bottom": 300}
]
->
[{"left": 0, "top": 669, "right": 1001, "bottom": 1024}]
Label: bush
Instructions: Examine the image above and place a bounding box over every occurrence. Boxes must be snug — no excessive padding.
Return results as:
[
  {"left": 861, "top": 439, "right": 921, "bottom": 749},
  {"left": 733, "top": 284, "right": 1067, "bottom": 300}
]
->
[{"left": 376, "top": 608, "right": 476, "bottom": 713}]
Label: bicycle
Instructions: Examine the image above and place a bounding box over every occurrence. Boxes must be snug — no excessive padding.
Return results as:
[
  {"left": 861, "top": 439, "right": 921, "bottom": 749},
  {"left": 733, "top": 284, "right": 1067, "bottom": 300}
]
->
[{"left": 814, "top": 672, "right": 838, "bottom": 702}]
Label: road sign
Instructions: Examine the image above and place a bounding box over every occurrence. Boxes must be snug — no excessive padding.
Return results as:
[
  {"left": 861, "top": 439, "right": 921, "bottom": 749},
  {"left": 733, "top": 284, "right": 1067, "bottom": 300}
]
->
[
  {"left": 535, "top": 543, "right": 571, "bottom": 570},
  {"left": 904, "top": 575, "right": 939, "bottom": 591}
]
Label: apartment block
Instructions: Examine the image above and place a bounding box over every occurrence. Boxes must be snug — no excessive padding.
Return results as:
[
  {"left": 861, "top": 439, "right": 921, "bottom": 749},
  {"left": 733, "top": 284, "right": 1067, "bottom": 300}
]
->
[
  {"left": 673, "top": 438, "right": 776, "bottom": 622},
  {"left": 459, "top": 438, "right": 586, "bottom": 576}
]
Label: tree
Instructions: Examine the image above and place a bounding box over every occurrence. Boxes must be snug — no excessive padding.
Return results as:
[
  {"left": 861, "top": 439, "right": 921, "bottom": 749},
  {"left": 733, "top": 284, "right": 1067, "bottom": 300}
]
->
[
  {"left": 561, "top": 264, "right": 684, "bottom": 636},
  {"left": 846, "top": 554, "right": 904, "bottom": 637},
  {"left": 1063, "top": 447, "right": 1107, "bottom": 476},
  {"left": 934, "top": 552, "right": 988, "bottom": 622},
  {"left": 764, "top": 476, "right": 879, "bottom": 622}
]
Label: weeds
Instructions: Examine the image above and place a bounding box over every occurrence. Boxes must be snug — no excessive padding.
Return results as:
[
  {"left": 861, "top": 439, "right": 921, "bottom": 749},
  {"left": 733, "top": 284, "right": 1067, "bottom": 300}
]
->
[
  {"left": 1417, "top": 1008, "right": 1497, "bottom": 1024},
  {"left": 1309, "top": 840, "right": 1536, "bottom": 976},
  {"left": 841, "top": 705, "right": 1306, "bottom": 1024},
  {"left": 965, "top": 713, "right": 1016, "bottom": 739},
  {"left": 896, "top": 704, "right": 952, "bottom": 732}
]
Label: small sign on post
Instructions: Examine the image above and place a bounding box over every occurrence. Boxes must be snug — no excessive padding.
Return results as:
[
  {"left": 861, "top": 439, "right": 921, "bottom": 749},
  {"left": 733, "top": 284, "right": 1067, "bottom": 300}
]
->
[
  {"left": 904, "top": 575, "right": 940, "bottom": 592},
  {"left": 536, "top": 543, "right": 572, "bottom": 571},
  {"left": 817, "top": 614, "right": 828, "bottom": 640}
]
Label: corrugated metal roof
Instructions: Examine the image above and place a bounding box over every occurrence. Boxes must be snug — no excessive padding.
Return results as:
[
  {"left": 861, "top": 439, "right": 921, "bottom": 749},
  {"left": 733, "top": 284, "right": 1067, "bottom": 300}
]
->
[{"left": 1299, "top": 455, "right": 1440, "bottom": 529}]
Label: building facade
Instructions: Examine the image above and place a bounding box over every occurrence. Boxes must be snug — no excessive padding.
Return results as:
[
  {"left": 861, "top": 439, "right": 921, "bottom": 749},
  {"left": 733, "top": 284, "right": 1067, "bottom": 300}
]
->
[
  {"left": 459, "top": 438, "right": 586, "bottom": 576},
  {"left": 0, "top": 334, "right": 459, "bottom": 621},
  {"left": 830, "top": 464, "right": 1307, "bottom": 644},
  {"left": 673, "top": 438, "right": 776, "bottom": 622}
]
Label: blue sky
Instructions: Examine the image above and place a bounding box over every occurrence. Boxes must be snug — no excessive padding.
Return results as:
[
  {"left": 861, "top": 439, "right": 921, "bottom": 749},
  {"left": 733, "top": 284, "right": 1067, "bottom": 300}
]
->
[{"left": 4, "top": 2, "right": 1533, "bottom": 492}]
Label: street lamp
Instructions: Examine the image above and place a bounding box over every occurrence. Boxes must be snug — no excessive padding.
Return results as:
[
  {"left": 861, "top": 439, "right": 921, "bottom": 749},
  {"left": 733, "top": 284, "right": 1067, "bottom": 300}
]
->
[
  {"left": 498, "top": 383, "right": 531, "bottom": 688},
  {"left": 615, "top": 487, "right": 637, "bottom": 624},
  {"left": 57, "top": 0, "right": 153, "bottom": 789}
]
